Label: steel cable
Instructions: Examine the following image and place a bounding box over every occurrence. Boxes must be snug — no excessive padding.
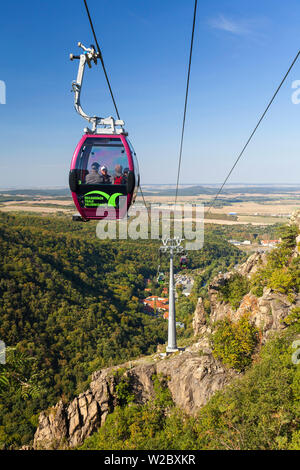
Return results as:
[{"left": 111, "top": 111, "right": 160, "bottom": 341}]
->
[
  {"left": 205, "top": 50, "right": 300, "bottom": 215},
  {"left": 83, "top": 0, "right": 121, "bottom": 120},
  {"left": 174, "top": 0, "right": 198, "bottom": 205}
]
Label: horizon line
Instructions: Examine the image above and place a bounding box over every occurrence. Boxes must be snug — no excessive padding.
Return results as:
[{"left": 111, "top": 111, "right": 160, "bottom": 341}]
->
[{"left": 1, "top": 182, "right": 300, "bottom": 191}]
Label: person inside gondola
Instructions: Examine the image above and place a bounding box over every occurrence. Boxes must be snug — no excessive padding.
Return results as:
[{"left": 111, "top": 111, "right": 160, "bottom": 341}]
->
[
  {"left": 122, "top": 167, "right": 129, "bottom": 183},
  {"left": 113, "top": 164, "right": 124, "bottom": 184},
  {"left": 99, "top": 165, "right": 111, "bottom": 184},
  {"left": 85, "top": 162, "right": 101, "bottom": 184}
]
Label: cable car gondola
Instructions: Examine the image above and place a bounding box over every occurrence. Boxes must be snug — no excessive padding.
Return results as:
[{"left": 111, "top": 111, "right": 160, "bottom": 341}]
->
[
  {"left": 156, "top": 251, "right": 166, "bottom": 285},
  {"left": 157, "top": 272, "right": 165, "bottom": 285},
  {"left": 69, "top": 43, "right": 139, "bottom": 220},
  {"left": 180, "top": 255, "right": 188, "bottom": 269},
  {"left": 70, "top": 132, "right": 139, "bottom": 220}
]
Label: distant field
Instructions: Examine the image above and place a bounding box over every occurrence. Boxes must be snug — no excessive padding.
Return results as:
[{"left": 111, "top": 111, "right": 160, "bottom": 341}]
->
[
  {"left": 203, "top": 218, "right": 274, "bottom": 226},
  {"left": 0, "top": 205, "right": 73, "bottom": 214},
  {"left": 0, "top": 185, "right": 299, "bottom": 226},
  {"left": 141, "top": 184, "right": 300, "bottom": 197},
  {"left": 237, "top": 215, "right": 289, "bottom": 224}
]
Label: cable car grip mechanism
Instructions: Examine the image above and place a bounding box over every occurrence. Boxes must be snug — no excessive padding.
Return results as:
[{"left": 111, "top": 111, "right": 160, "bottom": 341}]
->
[{"left": 70, "top": 42, "right": 126, "bottom": 135}]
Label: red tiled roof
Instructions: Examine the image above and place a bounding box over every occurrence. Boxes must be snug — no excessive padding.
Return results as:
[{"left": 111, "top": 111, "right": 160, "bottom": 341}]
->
[{"left": 142, "top": 296, "right": 169, "bottom": 312}]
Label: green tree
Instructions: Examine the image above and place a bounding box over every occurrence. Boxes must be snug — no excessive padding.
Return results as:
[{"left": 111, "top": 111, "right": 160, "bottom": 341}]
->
[{"left": 211, "top": 315, "right": 259, "bottom": 371}]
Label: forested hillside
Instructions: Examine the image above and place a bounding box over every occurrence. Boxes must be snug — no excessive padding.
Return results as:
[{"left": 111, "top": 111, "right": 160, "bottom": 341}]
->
[
  {"left": 79, "top": 223, "right": 300, "bottom": 451},
  {"left": 0, "top": 213, "right": 244, "bottom": 448}
]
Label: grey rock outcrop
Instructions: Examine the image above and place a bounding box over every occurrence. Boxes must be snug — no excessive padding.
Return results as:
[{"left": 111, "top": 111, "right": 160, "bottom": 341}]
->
[
  {"left": 33, "top": 369, "right": 115, "bottom": 450},
  {"left": 33, "top": 351, "right": 233, "bottom": 449},
  {"left": 236, "top": 251, "right": 267, "bottom": 278},
  {"left": 192, "top": 297, "right": 206, "bottom": 335},
  {"left": 156, "top": 351, "right": 236, "bottom": 415},
  {"left": 206, "top": 246, "right": 300, "bottom": 343},
  {"left": 289, "top": 209, "right": 300, "bottom": 228},
  {"left": 290, "top": 210, "right": 300, "bottom": 257},
  {"left": 208, "top": 287, "right": 300, "bottom": 342},
  {"left": 34, "top": 364, "right": 160, "bottom": 449},
  {"left": 33, "top": 401, "right": 68, "bottom": 450}
]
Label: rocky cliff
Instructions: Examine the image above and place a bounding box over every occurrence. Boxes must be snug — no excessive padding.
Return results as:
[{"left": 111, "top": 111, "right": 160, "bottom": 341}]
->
[
  {"left": 207, "top": 250, "right": 300, "bottom": 342},
  {"left": 33, "top": 346, "right": 237, "bottom": 449},
  {"left": 33, "top": 214, "right": 300, "bottom": 450}
]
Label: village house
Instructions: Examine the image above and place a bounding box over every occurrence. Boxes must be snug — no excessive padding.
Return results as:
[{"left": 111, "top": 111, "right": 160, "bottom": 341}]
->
[
  {"left": 261, "top": 239, "right": 279, "bottom": 247},
  {"left": 142, "top": 296, "right": 169, "bottom": 316}
]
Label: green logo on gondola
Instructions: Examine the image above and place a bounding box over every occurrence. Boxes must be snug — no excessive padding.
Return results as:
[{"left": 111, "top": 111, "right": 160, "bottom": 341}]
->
[{"left": 84, "top": 190, "right": 124, "bottom": 208}]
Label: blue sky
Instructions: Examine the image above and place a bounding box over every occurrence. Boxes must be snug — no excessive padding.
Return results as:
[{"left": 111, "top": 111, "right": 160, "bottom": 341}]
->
[{"left": 0, "top": 0, "right": 300, "bottom": 188}]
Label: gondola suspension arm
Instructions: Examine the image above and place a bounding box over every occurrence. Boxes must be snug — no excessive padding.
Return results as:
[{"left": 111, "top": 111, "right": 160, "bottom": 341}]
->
[{"left": 70, "top": 42, "right": 125, "bottom": 135}]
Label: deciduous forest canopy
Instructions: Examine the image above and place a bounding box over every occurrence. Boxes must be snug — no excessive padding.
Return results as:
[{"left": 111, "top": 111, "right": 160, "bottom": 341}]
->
[{"left": 0, "top": 212, "right": 244, "bottom": 448}]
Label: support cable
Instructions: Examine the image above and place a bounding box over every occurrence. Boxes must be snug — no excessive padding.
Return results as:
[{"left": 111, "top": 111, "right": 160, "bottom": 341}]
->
[
  {"left": 82, "top": 1, "right": 152, "bottom": 225},
  {"left": 174, "top": 0, "right": 198, "bottom": 205},
  {"left": 205, "top": 49, "right": 300, "bottom": 214},
  {"left": 138, "top": 184, "right": 151, "bottom": 224},
  {"left": 83, "top": 0, "right": 121, "bottom": 120}
]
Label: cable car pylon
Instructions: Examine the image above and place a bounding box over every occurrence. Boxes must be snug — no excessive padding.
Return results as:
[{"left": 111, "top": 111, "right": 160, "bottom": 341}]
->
[{"left": 160, "top": 237, "right": 185, "bottom": 353}]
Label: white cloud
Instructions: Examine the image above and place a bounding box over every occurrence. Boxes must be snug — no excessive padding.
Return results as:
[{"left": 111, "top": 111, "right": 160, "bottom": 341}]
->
[{"left": 209, "top": 14, "right": 255, "bottom": 36}]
